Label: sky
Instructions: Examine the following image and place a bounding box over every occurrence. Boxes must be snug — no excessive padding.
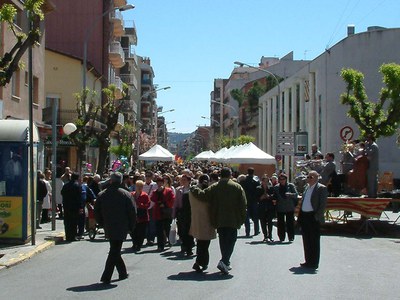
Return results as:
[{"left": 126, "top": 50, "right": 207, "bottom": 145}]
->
[{"left": 123, "top": 0, "right": 400, "bottom": 133}]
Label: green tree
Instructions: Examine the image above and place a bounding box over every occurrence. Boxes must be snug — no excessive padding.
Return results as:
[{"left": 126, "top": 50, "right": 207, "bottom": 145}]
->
[
  {"left": 341, "top": 63, "right": 400, "bottom": 139},
  {"left": 0, "top": 0, "right": 46, "bottom": 86},
  {"left": 96, "top": 84, "right": 128, "bottom": 174},
  {"left": 109, "top": 123, "right": 135, "bottom": 159},
  {"left": 67, "top": 89, "right": 100, "bottom": 173},
  {"left": 220, "top": 135, "right": 255, "bottom": 148}
]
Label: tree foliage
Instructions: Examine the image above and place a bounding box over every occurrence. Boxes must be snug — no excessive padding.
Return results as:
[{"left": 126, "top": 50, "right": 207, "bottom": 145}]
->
[
  {"left": 67, "top": 89, "right": 100, "bottom": 172},
  {"left": 0, "top": 0, "right": 45, "bottom": 86},
  {"left": 109, "top": 123, "right": 135, "bottom": 159},
  {"left": 220, "top": 135, "right": 255, "bottom": 148},
  {"left": 340, "top": 63, "right": 400, "bottom": 139}
]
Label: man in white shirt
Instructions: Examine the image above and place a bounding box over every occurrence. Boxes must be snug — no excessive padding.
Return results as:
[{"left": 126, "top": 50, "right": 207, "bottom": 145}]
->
[{"left": 298, "top": 170, "right": 327, "bottom": 270}]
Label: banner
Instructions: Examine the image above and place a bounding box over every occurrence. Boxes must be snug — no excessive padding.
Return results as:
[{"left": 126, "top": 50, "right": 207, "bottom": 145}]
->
[{"left": 0, "top": 197, "right": 23, "bottom": 239}]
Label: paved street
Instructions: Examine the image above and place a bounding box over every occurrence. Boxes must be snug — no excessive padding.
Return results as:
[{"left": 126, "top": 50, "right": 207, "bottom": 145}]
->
[{"left": 1, "top": 216, "right": 400, "bottom": 300}]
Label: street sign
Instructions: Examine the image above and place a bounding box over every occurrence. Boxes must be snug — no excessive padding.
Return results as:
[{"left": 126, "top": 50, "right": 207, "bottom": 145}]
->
[
  {"left": 276, "top": 132, "right": 295, "bottom": 155},
  {"left": 340, "top": 126, "right": 354, "bottom": 141}
]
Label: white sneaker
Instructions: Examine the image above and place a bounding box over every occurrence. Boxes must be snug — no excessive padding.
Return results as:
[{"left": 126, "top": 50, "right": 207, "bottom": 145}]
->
[{"left": 217, "top": 260, "right": 229, "bottom": 274}]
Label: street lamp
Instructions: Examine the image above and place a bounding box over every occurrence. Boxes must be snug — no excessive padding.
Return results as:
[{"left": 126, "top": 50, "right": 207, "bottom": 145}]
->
[
  {"left": 234, "top": 61, "right": 281, "bottom": 95},
  {"left": 82, "top": 4, "right": 135, "bottom": 90},
  {"left": 158, "top": 108, "right": 175, "bottom": 115},
  {"left": 201, "top": 115, "right": 220, "bottom": 126},
  {"left": 210, "top": 100, "right": 239, "bottom": 138}
]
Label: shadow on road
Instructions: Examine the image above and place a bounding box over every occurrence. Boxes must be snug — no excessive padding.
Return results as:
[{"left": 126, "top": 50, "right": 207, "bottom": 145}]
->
[
  {"left": 67, "top": 282, "right": 118, "bottom": 292},
  {"left": 168, "top": 271, "right": 233, "bottom": 281},
  {"left": 289, "top": 266, "right": 317, "bottom": 275}
]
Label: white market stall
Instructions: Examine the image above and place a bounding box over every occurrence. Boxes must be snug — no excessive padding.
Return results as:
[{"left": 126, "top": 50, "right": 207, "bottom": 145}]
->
[{"left": 138, "top": 144, "right": 174, "bottom": 161}]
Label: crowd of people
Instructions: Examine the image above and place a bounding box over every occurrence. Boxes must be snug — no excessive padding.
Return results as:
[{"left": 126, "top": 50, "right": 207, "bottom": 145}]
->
[{"left": 33, "top": 157, "right": 331, "bottom": 283}]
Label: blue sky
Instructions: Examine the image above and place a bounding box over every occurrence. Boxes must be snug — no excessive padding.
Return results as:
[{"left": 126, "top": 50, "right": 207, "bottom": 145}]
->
[{"left": 124, "top": 0, "right": 400, "bottom": 133}]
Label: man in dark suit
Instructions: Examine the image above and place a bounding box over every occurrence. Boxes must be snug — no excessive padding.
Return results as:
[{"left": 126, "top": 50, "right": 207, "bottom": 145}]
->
[
  {"left": 298, "top": 170, "right": 327, "bottom": 270},
  {"left": 61, "top": 172, "right": 81, "bottom": 241},
  {"left": 95, "top": 172, "right": 136, "bottom": 284}
]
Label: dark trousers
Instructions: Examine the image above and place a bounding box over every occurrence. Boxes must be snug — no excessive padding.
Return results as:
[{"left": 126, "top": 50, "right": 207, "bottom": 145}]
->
[
  {"left": 259, "top": 209, "right": 275, "bottom": 239},
  {"left": 41, "top": 209, "right": 49, "bottom": 223},
  {"left": 63, "top": 210, "right": 78, "bottom": 241},
  {"left": 196, "top": 240, "right": 211, "bottom": 267},
  {"left": 277, "top": 211, "right": 295, "bottom": 241},
  {"left": 217, "top": 227, "right": 237, "bottom": 266},
  {"left": 133, "top": 222, "right": 148, "bottom": 249},
  {"left": 156, "top": 219, "right": 171, "bottom": 250},
  {"left": 299, "top": 211, "right": 321, "bottom": 267},
  {"left": 101, "top": 240, "right": 127, "bottom": 281},
  {"left": 177, "top": 216, "right": 194, "bottom": 254},
  {"left": 244, "top": 202, "right": 259, "bottom": 236},
  {"left": 146, "top": 209, "right": 156, "bottom": 242},
  {"left": 77, "top": 211, "right": 85, "bottom": 236}
]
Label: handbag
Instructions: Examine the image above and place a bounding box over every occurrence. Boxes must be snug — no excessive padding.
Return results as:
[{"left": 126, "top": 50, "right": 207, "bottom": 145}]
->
[{"left": 169, "top": 219, "right": 177, "bottom": 245}]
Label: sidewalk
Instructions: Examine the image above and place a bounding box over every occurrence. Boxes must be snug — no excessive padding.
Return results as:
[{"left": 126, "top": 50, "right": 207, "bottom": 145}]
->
[{"left": 0, "top": 219, "right": 65, "bottom": 271}]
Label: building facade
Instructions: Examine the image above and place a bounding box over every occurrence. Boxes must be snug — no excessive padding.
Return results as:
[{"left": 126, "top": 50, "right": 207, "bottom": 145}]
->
[{"left": 259, "top": 27, "right": 400, "bottom": 177}]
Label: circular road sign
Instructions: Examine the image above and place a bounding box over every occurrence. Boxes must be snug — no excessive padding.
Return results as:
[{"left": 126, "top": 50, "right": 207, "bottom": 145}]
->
[{"left": 340, "top": 126, "right": 354, "bottom": 141}]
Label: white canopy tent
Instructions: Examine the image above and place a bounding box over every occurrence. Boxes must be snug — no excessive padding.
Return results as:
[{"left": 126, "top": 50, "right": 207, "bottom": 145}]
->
[
  {"left": 225, "top": 142, "right": 275, "bottom": 164},
  {"left": 193, "top": 150, "right": 215, "bottom": 161},
  {"left": 138, "top": 144, "right": 174, "bottom": 161}
]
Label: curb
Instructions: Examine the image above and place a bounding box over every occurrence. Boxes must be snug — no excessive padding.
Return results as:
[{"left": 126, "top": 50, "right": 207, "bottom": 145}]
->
[
  {"left": 3, "top": 240, "right": 56, "bottom": 268},
  {"left": 0, "top": 232, "right": 65, "bottom": 270}
]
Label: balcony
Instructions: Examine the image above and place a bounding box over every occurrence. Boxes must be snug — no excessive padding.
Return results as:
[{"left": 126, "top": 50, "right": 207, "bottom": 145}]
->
[
  {"left": 141, "top": 78, "right": 152, "bottom": 87},
  {"left": 114, "top": 0, "right": 127, "bottom": 7},
  {"left": 42, "top": 108, "right": 78, "bottom": 125},
  {"left": 110, "top": 75, "right": 123, "bottom": 100},
  {"left": 109, "top": 41, "right": 125, "bottom": 69},
  {"left": 110, "top": 10, "right": 125, "bottom": 37},
  {"left": 118, "top": 100, "right": 135, "bottom": 112},
  {"left": 120, "top": 74, "right": 138, "bottom": 90},
  {"left": 141, "top": 111, "right": 151, "bottom": 120},
  {"left": 124, "top": 21, "right": 137, "bottom": 46}
]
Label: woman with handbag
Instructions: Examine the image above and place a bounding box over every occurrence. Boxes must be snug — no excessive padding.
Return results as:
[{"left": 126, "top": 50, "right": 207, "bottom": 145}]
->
[{"left": 150, "top": 176, "right": 175, "bottom": 252}]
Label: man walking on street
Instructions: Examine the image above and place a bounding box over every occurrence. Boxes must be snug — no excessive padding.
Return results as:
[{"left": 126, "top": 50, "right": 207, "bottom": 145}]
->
[
  {"left": 298, "top": 170, "right": 327, "bottom": 270},
  {"left": 95, "top": 172, "right": 136, "bottom": 284},
  {"left": 191, "top": 167, "right": 247, "bottom": 274}
]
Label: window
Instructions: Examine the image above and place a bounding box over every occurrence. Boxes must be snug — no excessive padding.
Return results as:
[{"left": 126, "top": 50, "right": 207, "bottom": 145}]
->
[
  {"left": 11, "top": 71, "right": 20, "bottom": 98},
  {"left": 33, "top": 76, "right": 39, "bottom": 104}
]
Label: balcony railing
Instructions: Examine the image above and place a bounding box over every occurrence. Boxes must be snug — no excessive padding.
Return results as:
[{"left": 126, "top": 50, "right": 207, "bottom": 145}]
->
[
  {"left": 118, "top": 100, "right": 136, "bottom": 112},
  {"left": 109, "top": 41, "right": 125, "bottom": 69},
  {"left": 120, "top": 73, "right": 138, "bottom": 90},
  {"left": 110, "top": 75, "right": 123, "bottom": 100},
  {"left": 110, "top": 10, "right": 124, "bottom": 37},
  {"left": 124, "top": 20, "right": 137, "bottom": 46},
  {"left": 42, "top": 108, "right": 78, "bottom": 125}
]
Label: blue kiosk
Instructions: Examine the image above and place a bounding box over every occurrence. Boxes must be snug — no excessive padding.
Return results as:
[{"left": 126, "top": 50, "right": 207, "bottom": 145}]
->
[{"left": 0, "top": 120, "right": 39, "bottom": 243}]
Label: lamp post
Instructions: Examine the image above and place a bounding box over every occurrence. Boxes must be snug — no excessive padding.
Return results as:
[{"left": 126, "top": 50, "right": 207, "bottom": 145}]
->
[
  {"left": 82, "top": 4, "right": 135, "bottom": 90},
  {"left": 158, "top": 108, "right": 175, "bottom": 115},
  {"left": 234, "top": 61, "right": 281, "bottom": 96},
  {"left": 136, "top": 86, "right": 171, "bottom": 160},
  {"left": 210, "top": 100, "right": 239, "bottom": 138},
  {"left": 201, "top": 115, "right": 220, "bottom": 126}
]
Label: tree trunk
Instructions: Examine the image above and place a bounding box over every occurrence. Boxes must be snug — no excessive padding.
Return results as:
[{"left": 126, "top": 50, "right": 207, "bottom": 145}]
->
[{"left": 96, "top": 140, "right": 109, "bottom": 175}]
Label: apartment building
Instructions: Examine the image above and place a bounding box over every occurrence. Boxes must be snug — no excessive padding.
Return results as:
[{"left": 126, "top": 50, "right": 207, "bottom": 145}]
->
[
  {"left": 259, "top": 26, "right": 400, "bottom": 177},
  {"left": 44, "top": 0, "right": 137, "bottom": 172},
  {"left": 0, "top": 0, "right": 53, "bottom": 123}
]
